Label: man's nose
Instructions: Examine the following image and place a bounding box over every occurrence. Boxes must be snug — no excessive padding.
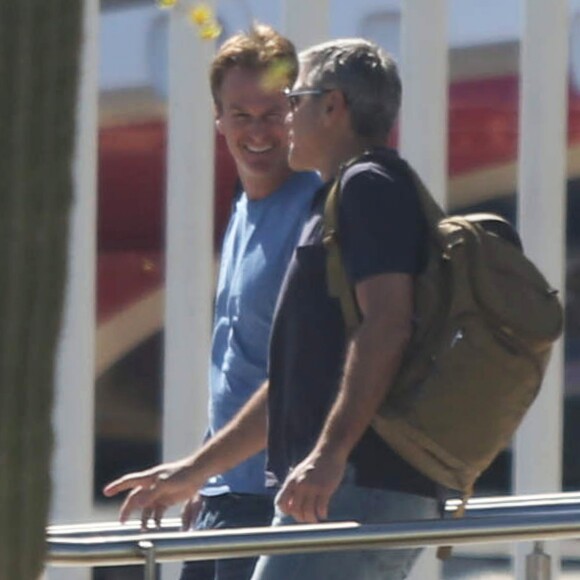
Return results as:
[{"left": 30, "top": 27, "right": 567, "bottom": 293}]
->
[{"left": 247, "top": 117, "right": 272, "bottom": 140}]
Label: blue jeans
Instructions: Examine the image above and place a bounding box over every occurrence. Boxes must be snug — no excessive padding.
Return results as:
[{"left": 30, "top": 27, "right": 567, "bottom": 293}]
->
[
  {"left": 179, "top": 493, "right": 274, "bottom": 580},
  {"left": 250, "top": 473, "right": 439, "bottom": 580}
]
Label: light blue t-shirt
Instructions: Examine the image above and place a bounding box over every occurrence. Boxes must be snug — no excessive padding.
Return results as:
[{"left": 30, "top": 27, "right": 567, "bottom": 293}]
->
[{"left": 201, "top": 171, "right": 321, "bottom": 496}]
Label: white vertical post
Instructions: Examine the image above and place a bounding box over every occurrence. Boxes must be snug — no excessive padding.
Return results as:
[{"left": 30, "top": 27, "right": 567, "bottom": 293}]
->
[
  {"left": 163, "top": 0, "right": 215, "bottom": 462},
  {"left": 400, "top": 3, "right": 447, "bottom": 579},
  {"left": 282, "top": 0, "right": 329, "bottom": 52},
  {"left": 48, "top": 0, "right": 99, "bottom": 579},
  {"left": 399, "top": 0, "right": 449, "bottom": 209},
  {"left": 514, "top": 1, "right": 569, "bottom": 579},
  {"left": 162, "top": 6, "right": 216, "bottom": 576},
  {"left": 163, "top": 0, "right": 215, "bottom": 469}
]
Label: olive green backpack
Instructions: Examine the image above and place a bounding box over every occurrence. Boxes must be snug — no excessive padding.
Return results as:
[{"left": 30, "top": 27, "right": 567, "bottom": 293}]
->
[{"left": 323, "top": 152, "right": 564, "bottom": 497}]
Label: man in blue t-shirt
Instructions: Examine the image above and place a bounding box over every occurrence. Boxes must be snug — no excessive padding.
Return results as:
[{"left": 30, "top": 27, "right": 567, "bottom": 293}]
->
[
  {"left": 104, "top": 38, "right": 438, "bottom": 580},
  {"left": 104, "top": 24, "right": 319, "bottom": 580}
]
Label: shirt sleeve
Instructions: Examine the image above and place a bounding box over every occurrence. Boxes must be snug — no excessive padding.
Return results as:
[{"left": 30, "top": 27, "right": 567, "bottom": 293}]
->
[{"left": 338, "top": 161, "right": 426, "bottom": 284}]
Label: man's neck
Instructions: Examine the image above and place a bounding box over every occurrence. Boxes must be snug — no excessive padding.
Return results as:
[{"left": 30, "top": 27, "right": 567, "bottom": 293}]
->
[
  {"left": 241, "top": 168, "right": 294, "bottom": 201},
  {"left": 320, "top": 136, "right": 383, "bottom": 182}
]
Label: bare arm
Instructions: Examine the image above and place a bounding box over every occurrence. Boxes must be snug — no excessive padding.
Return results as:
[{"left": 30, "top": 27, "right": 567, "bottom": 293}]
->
[
  {"left": 313, "top": 273, "right": 412, "bottom": 459},
  {"left": 276, "top": 273, "right": 413, "bottom": 522},
  {"left": 103, "top": 381, "right": 269, "bottom": 525}
]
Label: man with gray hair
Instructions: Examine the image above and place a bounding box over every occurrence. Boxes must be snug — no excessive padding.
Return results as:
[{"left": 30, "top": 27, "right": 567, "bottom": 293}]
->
[
  {"left": 252, "top": 37, "right": 440, "bottom": 579},
  {"left": 104, "top": 38, "right": 440, "bottom": 580}
]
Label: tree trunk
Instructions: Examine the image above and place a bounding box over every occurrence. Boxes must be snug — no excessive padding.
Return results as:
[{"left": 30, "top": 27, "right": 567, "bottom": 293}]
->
[{"left": 0, "top": 1, "right": 82, "bottom": 578}]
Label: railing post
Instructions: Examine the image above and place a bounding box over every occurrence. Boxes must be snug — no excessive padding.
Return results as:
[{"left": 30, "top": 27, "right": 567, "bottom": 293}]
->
[
  {"left": 400, "top": 0, "right": 449, "bottom": 208},
  {"left": 514, "top": 0, "right": 568, "bottom": 576},
  {"left": 400, "top": 3, "right": 448, "bottom": 578},
  {"left": 526, "top": 542, "right": 551, "bottom": 580},
  {"left": 139, "top": 540, "right": 157, "bottom": 580}
]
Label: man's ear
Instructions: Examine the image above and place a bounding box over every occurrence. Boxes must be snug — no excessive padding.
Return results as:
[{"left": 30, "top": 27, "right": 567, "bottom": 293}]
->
[
  {"left": 325, "top": 89, "right": 346, "bottom": 114},
  {"left": 323, "top": 90, "right": 347, "bottom": 124},
  {"left": 215, "top": 117, "right": 224, "bottom": 134}
]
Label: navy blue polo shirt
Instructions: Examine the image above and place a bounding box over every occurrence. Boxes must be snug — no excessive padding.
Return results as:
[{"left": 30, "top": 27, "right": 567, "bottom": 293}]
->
[{"left": 266, "top": 149, "right": 438, "bottom": 497}]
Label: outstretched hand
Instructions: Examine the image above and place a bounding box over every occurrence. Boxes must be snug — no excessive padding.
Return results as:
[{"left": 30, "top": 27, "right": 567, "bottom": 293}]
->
[
  {"left": 103, "top": 460, "right": 203, "bottom": 529},
  {"left": 275, "top": 452, "right": 346, "bottom": 523},
  {"left": 181, "top": 493, "right": 204, "bottom": 531}
]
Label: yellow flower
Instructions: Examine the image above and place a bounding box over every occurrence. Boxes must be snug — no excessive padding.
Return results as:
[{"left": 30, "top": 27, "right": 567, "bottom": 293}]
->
[
  {"left": 199, "top": 22, "right": 222, "bottom": 40},
  {"left": 157, "top": 0, "right": 178, "bottom": 9},
  {"left": 189, "top": 3, "right": 213, "bottom": 25},
  {"left": 262, "top": 58, "right": 293, "bottom": 91},
  {"left": 188, "top": 4, "right": 221, "bottom": 39}
]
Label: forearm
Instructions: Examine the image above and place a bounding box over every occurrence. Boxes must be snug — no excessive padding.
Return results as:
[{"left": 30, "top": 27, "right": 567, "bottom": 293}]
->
[
  {"left": 275, "top": 319, "right": 411, "bottom": 523},
  {"left": 185, "top": 381, "right": 269, "bottom": 483},
  {"left": 103, "top": 382, "right": 269, "bottom": 521},
  {"left": 314, "top": 320, "right": 410, "bottom": 460}
]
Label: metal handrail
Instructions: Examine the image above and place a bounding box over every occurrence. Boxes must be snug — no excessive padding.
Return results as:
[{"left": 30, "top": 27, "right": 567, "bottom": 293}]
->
[
  {"left": 46, "top": 492, "right": 580, "bottom": 579},
  {"left": 47, "top": 490, "right": 580, "bottom": 538},
  {"left": 445, "top": 491, "right": 580, "bottom": 517},
  {"left": 48, "top": 513, "right": 580, "bottom": 567}
]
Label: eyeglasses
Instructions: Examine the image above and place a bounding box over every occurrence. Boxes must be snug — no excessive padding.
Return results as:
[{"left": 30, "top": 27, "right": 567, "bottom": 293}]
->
[{"left": 284, "top": 87, "right": 332, "bottom": 112}]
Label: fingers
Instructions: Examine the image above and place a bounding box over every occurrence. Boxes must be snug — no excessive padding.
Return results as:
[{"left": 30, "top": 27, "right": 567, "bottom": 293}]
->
[
  {"left": 275, "top": 479, "right": 295, "bottom": 516},
  {"left": 315, "top": 493, "right": 329, "bottom": 521},
  {"left": 181, "top": 495, "right": 203, "bottom": 531},
  {"left": 119, "top": 485, "right": 159, "bottom": 524},
  {"left": 103, "top": 471, "right": 155, "bottom": 498},
  {"left": 141, "top": 507, "right": 153, "bottom": 531},
  {"left": 277, "top": 480, "right": 329, "bottom": 524},
  {"left": 154, "top": 503, "right": 166, "bottom": 529},
  {"left": 181, "top": 499, "right": 193, "bottom": 531},
  {"left": 295, "top": 493, "right": 329, "bottom": 523},
  {"left": 294, "top": 491, "right": 319, "bottom": 523}
]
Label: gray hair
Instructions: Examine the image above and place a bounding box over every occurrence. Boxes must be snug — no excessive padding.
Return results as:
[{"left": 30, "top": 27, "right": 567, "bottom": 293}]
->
[{"left": 299, "top": 39, "right": 401, "bottom": 141}]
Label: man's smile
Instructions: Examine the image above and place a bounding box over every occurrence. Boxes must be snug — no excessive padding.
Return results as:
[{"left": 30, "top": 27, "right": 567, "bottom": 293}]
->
[{"left": 244, "top": 144, "right": 275, "bottom": 154}]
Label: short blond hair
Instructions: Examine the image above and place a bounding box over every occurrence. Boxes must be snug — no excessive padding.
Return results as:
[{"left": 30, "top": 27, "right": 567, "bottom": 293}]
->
[{"left": 210, "top": 23, "right": 298, "bottom": 110}]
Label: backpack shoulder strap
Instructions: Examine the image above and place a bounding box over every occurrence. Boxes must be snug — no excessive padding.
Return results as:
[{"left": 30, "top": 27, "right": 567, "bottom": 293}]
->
[
  {"left": 323, "top": 175, "right": 361, "bottom": 334},
  {"left": 322, "top": 153, "right": 446, "bottom": 334}
]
